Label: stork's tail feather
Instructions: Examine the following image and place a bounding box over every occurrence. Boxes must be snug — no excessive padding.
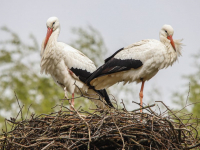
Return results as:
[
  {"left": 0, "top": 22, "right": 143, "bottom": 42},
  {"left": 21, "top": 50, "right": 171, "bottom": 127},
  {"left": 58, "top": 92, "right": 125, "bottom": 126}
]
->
[
  {"left": 94, "top": 89, "right": 114, "bottom": 108},
  {"left": 103, "top": 89, "right": 113, "bottom": 107}
]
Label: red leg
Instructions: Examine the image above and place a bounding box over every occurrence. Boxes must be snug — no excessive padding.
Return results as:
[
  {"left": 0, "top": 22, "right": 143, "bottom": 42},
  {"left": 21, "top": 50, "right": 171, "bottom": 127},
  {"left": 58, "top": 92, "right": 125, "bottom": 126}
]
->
[
  {"left": 139, "top": 81, "right": 145, "bottom": 113},
  {"left": 70, "top": 93, "right": 74, "bottom": 113}
]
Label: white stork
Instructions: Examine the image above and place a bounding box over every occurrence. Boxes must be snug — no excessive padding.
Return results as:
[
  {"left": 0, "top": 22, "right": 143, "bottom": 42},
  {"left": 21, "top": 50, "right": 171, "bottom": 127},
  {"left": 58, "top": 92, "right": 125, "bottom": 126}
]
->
[
  {"left": 40, "top": 16, "right": 114, "bottom": 110},
  {"left": 86, "top": 24, "right": 183, "bottom": 112}
]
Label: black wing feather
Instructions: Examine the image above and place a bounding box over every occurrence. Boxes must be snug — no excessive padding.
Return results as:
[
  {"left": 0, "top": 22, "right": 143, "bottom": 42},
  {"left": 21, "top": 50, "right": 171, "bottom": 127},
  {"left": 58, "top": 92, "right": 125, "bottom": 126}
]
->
[
  {"left": 70, "top": 68, "right": 91, "bottom": 83},
  {"left": 70, "top": 67, "right": 114, "bottom": 108},
  {"left": 104, "top": 47, "right": 124, "bottom": 63},
  {"left": 86, "top": 57, "right": 143, "bottom": 84},
  {"left": 94, "top": 89, "right": 114, "bottom": 107}
]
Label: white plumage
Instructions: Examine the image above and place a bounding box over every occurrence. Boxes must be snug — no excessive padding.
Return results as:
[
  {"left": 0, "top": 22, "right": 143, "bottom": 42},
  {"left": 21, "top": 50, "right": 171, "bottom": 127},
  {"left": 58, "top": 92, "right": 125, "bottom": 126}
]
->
[
  {"left": 87, "top": 24, "right": 183, "bottom": 111},
  {"left": 40, "top": 17, "right": 113, "bottom": 109}
]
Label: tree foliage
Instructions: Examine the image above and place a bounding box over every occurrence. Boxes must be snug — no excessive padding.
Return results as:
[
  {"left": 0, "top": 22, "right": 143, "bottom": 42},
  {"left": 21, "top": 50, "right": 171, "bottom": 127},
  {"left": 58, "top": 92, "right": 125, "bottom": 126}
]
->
[
  {"left": 172, "top": 50, "right": 200, "bottom": 131},
  {"left": 0, "top": 27, "right": 64, "bottom": 123},
  {"left": 70, "top": 26, "right": 107, "bottom": 67}
]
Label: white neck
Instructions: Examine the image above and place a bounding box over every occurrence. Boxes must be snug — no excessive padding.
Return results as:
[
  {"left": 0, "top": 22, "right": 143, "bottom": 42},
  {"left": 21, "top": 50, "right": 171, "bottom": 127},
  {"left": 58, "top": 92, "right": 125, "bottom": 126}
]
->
[
  {"left": 159, "top": 34, "right": 172, "bottom": 52},
  {"left": 43, "top": 28, "right": 60, "bottom": 54},
  {"left": 159, "top": 33, "right": 168, "bottom": 44},
  {"left": 49, "top": 28, "right": 60, "bottom": 45},
  {"left": 158, "top": 33, "right": 183, "bottom": 69},
  {"left": 40, "top": 28, "right": 61, "bottom": 74}
]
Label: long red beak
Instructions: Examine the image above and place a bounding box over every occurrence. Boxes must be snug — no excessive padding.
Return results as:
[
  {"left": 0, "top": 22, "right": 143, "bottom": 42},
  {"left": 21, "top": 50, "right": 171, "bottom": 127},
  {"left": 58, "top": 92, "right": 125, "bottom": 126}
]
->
[
  {"left": 44, "top": 27, "right": 53, "bottom": 49},
  {"left": 167, "top": 35, "right": 176, "bottom": 51}
]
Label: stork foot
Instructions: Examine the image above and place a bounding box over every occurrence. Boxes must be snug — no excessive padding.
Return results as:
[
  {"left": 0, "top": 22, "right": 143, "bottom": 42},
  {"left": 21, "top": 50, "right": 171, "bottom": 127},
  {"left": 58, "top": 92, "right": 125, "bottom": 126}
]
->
[
  {"left": 70, "top": 93, "right": 75, "bottom": 115},
  {"left": 139, "top": 91, "right": 143, "bottom": 113},
  {"left": 139, "top": 81, "right": 145, "bottom": 113}
]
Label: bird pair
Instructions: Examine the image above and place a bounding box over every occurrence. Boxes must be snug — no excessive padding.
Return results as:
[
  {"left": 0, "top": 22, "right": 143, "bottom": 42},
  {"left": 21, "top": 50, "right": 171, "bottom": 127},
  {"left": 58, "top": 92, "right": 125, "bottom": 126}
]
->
[{"left": 40, "top": 17, "right": 183, "bottom": 112}]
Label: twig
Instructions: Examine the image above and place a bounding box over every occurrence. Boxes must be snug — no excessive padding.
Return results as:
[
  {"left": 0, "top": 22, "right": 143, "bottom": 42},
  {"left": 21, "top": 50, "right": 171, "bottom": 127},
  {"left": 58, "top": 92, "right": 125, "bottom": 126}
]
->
[
  {"left": 185, "top": 82, "right": 190, "bottom": 106},
  {"left": 131, "top": 104, "right": 155, "bottom": 112},
  {"left": 155, "top": 101, "right": 185, "bottom": 126},
  {"left": 183, "top": 142, "right": 200, "bottom": 149},
  {"left": 72, "top": 106, "right": 91, "bottom": 150},
  {"left": 121, "top": 99, "right": 127, "bottom": 111},
  {"left": 112, "top": 116, "right": 125, "bottom": 150},
  {"left": 25, "top": 104, "right": 32, "bottom": 120},
  {"left": 1, "top": 101, "right": 199, "bottom": 149},
  {"left": 130, "top": 138, "right": 144, "bottom": 150},
  {"left": 41, "top": 140, "right": 55, "bottom": 150},
  {"left": 14, "top": 91, "right": 24, "bottom": 121}
]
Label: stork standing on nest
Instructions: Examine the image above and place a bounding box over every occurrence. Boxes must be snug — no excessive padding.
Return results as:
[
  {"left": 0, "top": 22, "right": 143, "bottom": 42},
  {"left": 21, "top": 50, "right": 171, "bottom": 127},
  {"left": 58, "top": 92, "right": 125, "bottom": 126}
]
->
[
  {"left": 86, "top": 24, "right": 183, "bottom": 112},
  {"left": 40, "top": 17, "right": 114, "bottom": 110}
]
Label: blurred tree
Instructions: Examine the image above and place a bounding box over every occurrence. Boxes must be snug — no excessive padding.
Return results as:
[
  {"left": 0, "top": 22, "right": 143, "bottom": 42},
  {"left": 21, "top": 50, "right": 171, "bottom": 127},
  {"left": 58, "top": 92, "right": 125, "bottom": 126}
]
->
[
  {"left": 0, "top": 27, "right": 65, "bottom": 123},
  {"left": 172, "top": 51, "right": 200, "bottom": 128},
  {"left": 70, "top": 26, "right": 107, "bottom": 67}
]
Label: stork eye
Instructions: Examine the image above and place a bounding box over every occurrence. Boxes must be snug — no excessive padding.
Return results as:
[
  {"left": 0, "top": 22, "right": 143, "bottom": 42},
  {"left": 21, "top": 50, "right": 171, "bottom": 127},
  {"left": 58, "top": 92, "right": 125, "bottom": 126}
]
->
[
  {"left": 52, "top": 22, "right": 55, "bottom": 26},
  {"left": 165, "top": 30, "right": 167, "bottom": 33}
]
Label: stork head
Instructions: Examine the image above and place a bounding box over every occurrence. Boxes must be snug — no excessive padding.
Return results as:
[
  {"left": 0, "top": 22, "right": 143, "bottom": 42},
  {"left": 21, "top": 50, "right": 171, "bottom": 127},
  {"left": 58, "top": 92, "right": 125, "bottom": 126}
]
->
[
  {"left": 159, "top": 24, "right": 176, "bottom": 51},
  {"left": 44, "top": 17, "right": 60, "bottom": 49}
]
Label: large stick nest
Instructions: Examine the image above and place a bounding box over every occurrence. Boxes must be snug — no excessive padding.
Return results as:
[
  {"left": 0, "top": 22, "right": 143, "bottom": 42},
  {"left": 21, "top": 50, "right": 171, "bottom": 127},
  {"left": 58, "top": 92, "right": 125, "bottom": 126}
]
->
[{"left": 1, "top": 100, "right": 200, "bottom": 150}]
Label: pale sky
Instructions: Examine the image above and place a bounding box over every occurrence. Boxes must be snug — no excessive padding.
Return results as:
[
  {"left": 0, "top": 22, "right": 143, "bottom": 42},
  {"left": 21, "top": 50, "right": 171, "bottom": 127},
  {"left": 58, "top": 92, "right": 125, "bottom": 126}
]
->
[{"left": 1, "top": 0, "right": 200, "bottom": 109}]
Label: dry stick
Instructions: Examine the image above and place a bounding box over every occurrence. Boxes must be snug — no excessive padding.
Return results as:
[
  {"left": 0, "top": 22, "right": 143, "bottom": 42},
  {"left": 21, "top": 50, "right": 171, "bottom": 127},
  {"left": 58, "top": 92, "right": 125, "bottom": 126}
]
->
[
  {"left": 11, "top": 141, "right": 38, "bottom": 148},
  {"left": 56, "top": 104, "right": 74, "bottom": 114},
  {"left": 121, "top": 99, "right": 127, "bottom": 111},
  {"left": 93, "top": 116, "right": 110, "bottom": 136},
  {"left": 185, "top": 82, "right": 190, "bottom": 106},
  {"left": 109, "top": 94, "right": 118, "bottom": 109},
  {"left": 71, "top": 106, "right": 91, "bottom": 150},
  {"left": 129, "top": 138, "right": 144, "bottom": 150},
  {"left": 160, "top": 108, "right": 170, "bottom": 117},
  {"left": 25, "top": 104, "right": 32, "bottom": 120},
  {"left": 111, "top": 116, "right": 125, "bottom": 150},
  {"left": 68, "top": 140, "right": 83, "bottom": 150},
  {"left": 174, "top": 102, "right": 200, "bottom": 115},
  {"left": 155, "top": 101, "right": 185, "bottom": 126},
  {"left": 4, "top": 119, "right": 7, "bottom": 133},
  {"left": 148, "top": 107, "right": 160, "bottom": 118},
  {"left": 40, "top": 109, "right": 65, "bottom": 137},
  {"left": 2, "top": 100, "right": 200, "bottom": 149},
  {"left": 109, "top": 139, "right": 123, "bottom": 148},
  {"left": 14, "top": 91, "right": 24, "bottom": 121},
  {"left": 10, "top": 104, "right": 24, "bottom": 130},
  {"left": 151, "top": 116, "right": 154, "bottom": 132},
  {"left": 164, "top": 119, "right": 180, "bottom": 144},
  {"left": 131, "top": 101, "right": 152, "bottom": 114},
  {"left": 41, "top": 140, "right": 55, "bottom": 150},
  {"left": 188, "top": 124, "right": 199, "bottom": 140},
  {"left": 71, "top": 144, "right": 85, "bottom": 150},
  {"left": 195, "top": 116, "right": 199, "bottom": 138},
  {"left": 183, "top": 142, "right": 200, "bottom": 150},
  {"left": 157, "top": 103, "right": 162, "bottom": 116},
  {"left": 131, "top": 104, "right": 155, "bottom": 112},
  {"left": 60, "top": 98, "right": 64, "bottom": 113}
]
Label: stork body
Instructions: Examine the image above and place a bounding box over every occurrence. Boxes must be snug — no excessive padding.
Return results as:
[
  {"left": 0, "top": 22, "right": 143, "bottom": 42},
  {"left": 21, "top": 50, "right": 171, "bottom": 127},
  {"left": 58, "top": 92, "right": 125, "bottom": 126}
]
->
[
  {"left": 86, "top": 25, "right": 183, "bottom": 112},
  {"left": 40, "top": 17, "right": 113, "bottom": 109}
]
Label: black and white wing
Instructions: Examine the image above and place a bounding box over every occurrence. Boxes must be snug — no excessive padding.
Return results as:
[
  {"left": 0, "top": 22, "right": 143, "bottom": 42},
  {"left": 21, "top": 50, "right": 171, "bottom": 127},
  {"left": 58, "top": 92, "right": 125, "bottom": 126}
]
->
[
  {"left": 86, "top": 39, "right": 167, "bottom": 90},
  {"left": 62, "top": 44, "right": 114, "bottom": 107}
]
